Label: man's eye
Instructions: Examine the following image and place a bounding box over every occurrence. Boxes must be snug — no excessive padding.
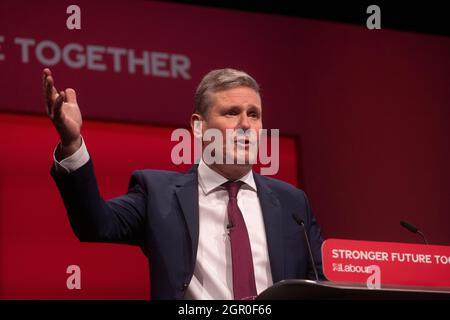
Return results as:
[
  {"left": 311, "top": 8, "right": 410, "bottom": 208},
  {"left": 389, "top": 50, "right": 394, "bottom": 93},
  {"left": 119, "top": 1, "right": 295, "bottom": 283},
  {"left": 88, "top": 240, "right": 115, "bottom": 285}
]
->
[
  {"left": 226, "top": 111, "right": 238, "bottom": 116},
  {"left": 249, "top": 112, "right": 259, "bottom": 118}
]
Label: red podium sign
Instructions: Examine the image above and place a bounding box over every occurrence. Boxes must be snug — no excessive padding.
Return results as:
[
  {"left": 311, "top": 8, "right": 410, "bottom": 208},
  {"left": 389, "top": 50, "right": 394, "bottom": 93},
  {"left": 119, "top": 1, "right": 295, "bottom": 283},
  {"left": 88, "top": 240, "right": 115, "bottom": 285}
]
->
[{"left": 322, "top": 239, "right": 450, "bottom": 288}]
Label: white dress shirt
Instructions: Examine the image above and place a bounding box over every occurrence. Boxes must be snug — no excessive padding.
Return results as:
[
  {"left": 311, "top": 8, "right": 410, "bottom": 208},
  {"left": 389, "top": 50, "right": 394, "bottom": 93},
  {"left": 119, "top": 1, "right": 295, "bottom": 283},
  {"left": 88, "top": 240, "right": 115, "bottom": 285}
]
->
[
  {"left": 54, "top": 140, "right": 273, "bottom": 299},
  {"left": 185, "top": 159, "right": 273, "bottom": 299}
]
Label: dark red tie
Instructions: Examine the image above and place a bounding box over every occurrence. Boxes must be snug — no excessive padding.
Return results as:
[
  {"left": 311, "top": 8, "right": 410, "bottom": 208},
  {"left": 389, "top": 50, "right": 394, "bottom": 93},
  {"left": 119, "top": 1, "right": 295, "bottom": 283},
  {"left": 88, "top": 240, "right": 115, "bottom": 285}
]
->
[{"left": 223, "top": 181, "right": 257, "bottom": 300}]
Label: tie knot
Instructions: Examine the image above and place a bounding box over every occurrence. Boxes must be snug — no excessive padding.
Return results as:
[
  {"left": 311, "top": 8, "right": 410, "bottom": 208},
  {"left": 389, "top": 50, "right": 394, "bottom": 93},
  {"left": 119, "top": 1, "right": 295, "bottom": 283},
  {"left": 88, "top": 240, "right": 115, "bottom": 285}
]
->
[{"left": 223, "top": 181, "right": 243, "bottom": 199}]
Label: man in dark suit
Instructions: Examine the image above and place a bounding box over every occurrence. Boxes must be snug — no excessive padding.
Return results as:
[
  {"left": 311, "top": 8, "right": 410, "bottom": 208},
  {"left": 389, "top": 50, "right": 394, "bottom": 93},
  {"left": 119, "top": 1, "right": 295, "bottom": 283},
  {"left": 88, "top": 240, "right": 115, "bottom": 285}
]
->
[{"left": 43, "top": 68, "right": 324, "bottom": 300}]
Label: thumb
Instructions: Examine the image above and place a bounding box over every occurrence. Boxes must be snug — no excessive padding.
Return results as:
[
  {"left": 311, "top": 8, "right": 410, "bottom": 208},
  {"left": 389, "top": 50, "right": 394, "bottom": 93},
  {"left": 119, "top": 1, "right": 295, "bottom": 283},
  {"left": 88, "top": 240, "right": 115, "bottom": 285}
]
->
[{"left": 65, "top": 88, "right": 78, "bottom": 104}]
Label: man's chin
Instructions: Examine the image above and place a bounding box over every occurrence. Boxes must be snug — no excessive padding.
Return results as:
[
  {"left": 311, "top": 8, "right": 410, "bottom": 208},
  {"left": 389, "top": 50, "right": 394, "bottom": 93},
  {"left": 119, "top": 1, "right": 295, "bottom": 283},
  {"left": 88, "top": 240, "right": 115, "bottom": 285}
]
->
[{"left": 227, "top": 159, "right": 255, "bottom": 166}]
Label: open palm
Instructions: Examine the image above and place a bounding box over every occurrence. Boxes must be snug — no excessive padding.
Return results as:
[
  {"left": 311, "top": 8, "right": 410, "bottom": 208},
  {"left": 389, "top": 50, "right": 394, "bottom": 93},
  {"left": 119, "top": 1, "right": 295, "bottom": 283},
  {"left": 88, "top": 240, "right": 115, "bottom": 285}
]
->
[{"left": 43, "top": 68, "right": 82, "bottom": 148}]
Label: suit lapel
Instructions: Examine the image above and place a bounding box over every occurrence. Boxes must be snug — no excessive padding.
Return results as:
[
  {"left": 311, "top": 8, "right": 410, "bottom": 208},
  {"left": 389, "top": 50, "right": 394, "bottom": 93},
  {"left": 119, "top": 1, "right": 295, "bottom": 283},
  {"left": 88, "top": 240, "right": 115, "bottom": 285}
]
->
[
  {"left": 175, "top": 167, "right": 199, "bottom": 270},
  {"left": 254, "top": 173, "right": 285, "bottom": 282}
]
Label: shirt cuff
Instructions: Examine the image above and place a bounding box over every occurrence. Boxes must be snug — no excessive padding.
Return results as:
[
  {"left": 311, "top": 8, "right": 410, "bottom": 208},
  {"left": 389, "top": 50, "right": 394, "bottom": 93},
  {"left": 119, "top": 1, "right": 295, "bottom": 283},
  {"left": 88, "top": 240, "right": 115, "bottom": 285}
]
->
[{"left": 53, "top": 137, "right": 90, "bottom": 174}]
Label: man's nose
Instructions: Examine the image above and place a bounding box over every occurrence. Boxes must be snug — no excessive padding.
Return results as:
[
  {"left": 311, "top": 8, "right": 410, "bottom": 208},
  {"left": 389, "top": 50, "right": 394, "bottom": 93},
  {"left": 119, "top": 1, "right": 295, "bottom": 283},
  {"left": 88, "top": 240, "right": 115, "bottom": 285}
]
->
[{"left": 238, "top": 114, "right": 251, "bottom": 130}]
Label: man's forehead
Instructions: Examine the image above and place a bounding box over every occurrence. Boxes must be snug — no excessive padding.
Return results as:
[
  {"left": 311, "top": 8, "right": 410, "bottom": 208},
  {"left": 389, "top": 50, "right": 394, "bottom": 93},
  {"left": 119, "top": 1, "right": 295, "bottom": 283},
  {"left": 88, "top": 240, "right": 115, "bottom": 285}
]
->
[{"left": 213, "top": 87, "right": 261, "bottom": 106}]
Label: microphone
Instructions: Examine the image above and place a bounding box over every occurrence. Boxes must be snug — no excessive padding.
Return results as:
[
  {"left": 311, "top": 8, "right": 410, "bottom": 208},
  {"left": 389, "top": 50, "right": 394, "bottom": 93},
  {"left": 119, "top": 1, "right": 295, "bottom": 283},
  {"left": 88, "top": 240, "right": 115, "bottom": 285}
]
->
[
  {"left": 292, "top": 214, "right": 319, "bottom": 281},
  {"left": 400, "top": 220, "right": 429, "bottom": 244},
  {"left": 227, "top": 222, "right": 234, "bottom": 230}
]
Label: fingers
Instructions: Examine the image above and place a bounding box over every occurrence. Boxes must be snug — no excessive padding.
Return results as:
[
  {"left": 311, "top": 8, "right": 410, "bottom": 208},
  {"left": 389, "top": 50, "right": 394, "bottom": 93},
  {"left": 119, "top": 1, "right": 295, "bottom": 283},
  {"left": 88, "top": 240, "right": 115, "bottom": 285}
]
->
[
  {"left": 52, "top": 91, "right": 65, "bottom": 120},
  {"left": 42, "top": 68, "right": 51, "bottom": 89},
  {"left": 45, "top": 76, "right": 56, "bottom": 101},
  {"left": 43, "top": 69, "right": 59, "bottom": 115},
  {"left": 43, "top": 71, "right": 51, "bottom": 111},
  {"left": 43, "top": 68, "right": 52, "bottom": 79},
  {"left": 42, "top": 68, "right": 53, "bottom": 100},
  {"left": 65, "top": 88, "right": 77, "bottom": 104},
  {"left": 42, "top": 70, "right": 78, "bottom": 127}
]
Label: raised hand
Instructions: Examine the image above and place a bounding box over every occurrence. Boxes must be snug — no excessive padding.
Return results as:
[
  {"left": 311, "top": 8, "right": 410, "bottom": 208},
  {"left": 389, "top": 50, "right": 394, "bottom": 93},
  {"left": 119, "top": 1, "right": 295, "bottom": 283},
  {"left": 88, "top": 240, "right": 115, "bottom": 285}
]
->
[{"left": 43, "top": 68, "right": 83, "bottom": 157}]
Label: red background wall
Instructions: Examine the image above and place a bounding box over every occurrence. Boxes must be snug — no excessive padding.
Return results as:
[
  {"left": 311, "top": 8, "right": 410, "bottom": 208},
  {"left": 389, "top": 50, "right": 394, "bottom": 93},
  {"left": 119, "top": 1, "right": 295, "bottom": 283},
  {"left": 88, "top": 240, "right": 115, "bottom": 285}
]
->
[{"left": 1, "top": 0, "right": 449, "bottom": 298}]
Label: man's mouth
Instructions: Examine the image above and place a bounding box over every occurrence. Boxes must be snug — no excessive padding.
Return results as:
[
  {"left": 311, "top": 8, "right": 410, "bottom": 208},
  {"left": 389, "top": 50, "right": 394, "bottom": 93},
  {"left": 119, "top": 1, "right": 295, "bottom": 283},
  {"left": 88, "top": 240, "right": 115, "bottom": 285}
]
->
[{"left": 235, "top": 139, "right": 252, "bottom": 146}]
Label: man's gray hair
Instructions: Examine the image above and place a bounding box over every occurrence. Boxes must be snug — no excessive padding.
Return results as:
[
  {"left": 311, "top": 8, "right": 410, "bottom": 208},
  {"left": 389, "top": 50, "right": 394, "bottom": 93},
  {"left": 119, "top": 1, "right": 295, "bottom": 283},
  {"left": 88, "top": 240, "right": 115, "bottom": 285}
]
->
[{"left": 193, "top": 68, "right": 260, "bottom": 116}]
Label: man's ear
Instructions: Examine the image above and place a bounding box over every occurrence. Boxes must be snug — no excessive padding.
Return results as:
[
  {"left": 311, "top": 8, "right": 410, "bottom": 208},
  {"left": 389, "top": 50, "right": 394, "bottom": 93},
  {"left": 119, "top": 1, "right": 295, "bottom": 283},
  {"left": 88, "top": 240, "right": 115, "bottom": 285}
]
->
[{"left": 190, "top": 113, "right": 204, "bottom": 138}]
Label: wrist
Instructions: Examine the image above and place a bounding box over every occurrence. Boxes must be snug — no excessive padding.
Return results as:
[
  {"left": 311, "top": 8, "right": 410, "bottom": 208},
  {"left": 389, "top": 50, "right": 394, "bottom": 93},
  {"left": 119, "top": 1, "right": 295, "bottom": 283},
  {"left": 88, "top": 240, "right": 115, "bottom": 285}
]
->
[{"left": 60, "top": 136, "right": 82, "bottom": 158}]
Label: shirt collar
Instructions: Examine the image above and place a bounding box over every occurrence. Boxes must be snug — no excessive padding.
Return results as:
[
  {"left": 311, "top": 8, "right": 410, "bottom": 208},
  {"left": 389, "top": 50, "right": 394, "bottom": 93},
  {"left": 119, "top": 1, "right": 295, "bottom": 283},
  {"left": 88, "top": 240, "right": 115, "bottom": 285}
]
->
[{"left": 197, "top": 158, "right": 257, "bottom": 195}]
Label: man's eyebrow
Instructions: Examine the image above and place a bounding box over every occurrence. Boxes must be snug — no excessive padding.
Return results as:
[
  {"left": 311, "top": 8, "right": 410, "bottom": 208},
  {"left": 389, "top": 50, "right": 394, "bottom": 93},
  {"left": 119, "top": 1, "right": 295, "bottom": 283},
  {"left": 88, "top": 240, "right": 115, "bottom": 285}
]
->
[
  {"left": 219, "top": 105, "right": 242, "bottom": 111},
  {"left": 220, "top": 104, "right": 260, "bottom": 109}
]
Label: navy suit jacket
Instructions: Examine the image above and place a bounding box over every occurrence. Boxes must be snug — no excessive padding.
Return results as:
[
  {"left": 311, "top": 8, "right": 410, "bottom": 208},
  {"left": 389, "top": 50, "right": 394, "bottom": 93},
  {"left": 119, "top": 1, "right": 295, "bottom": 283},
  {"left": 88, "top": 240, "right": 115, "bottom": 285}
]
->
[{"left": 51, "top": 159, "right": 324, "bottom": 299}]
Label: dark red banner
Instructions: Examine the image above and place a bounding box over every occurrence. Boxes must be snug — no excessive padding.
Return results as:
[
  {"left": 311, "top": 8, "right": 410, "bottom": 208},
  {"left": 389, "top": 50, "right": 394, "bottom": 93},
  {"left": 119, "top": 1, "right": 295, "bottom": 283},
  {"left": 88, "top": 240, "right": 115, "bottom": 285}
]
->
[{"left": 0, "top": 0, "right": 309, "bottom": 127}]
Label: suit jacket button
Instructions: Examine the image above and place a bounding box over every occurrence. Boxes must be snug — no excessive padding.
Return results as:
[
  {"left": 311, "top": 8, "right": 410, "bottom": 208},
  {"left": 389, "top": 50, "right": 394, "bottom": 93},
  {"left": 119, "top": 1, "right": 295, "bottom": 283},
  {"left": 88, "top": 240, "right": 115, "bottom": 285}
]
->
[{"left": 182, "top": 283, "right": 188, "bottom": 291}]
